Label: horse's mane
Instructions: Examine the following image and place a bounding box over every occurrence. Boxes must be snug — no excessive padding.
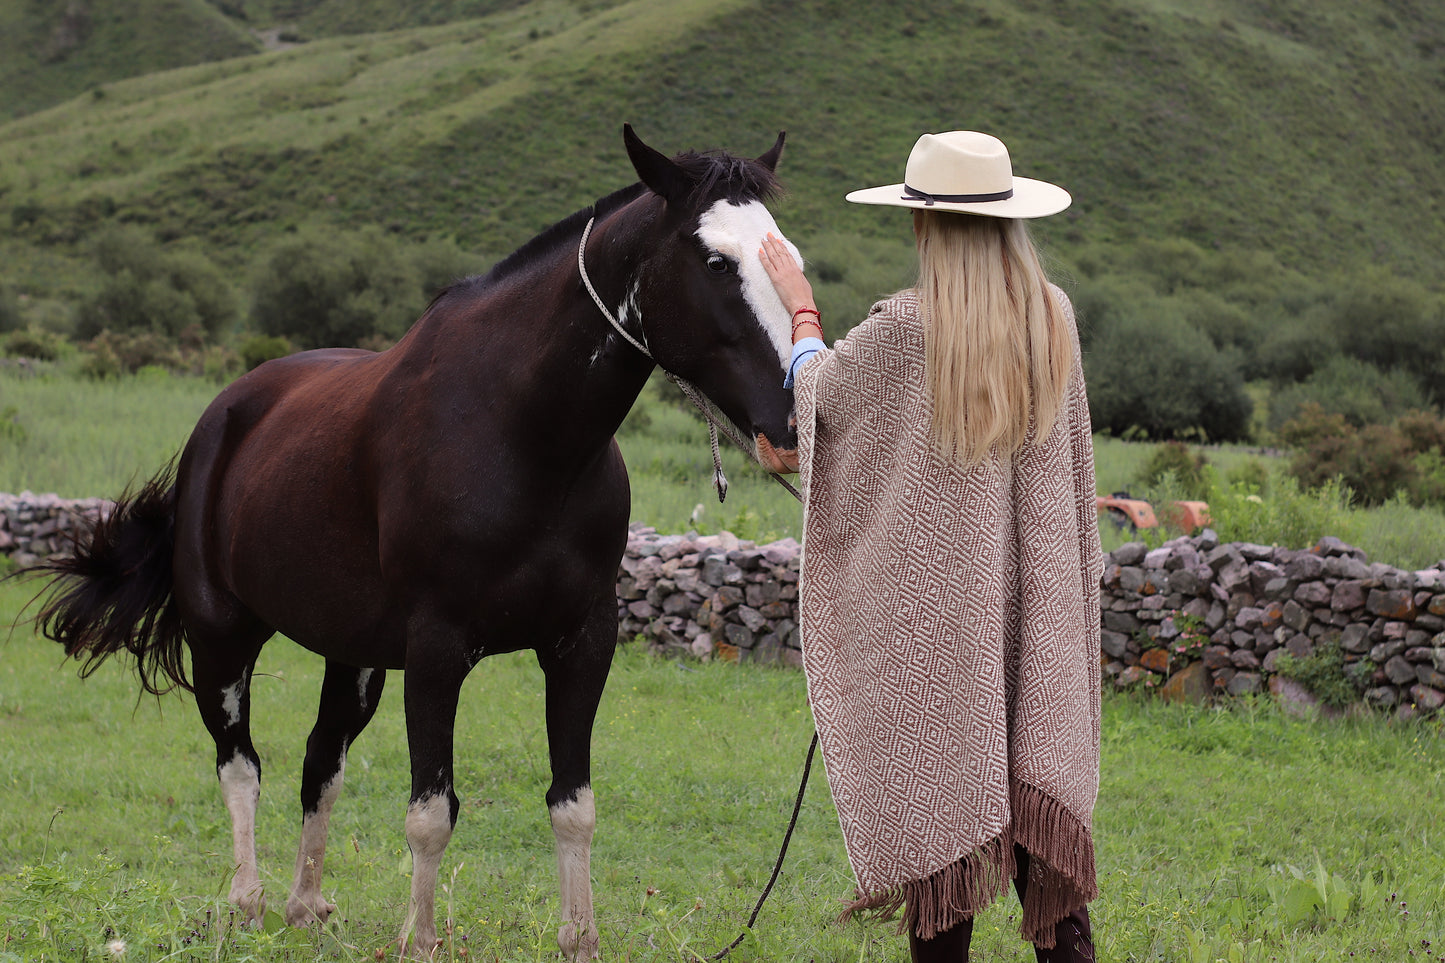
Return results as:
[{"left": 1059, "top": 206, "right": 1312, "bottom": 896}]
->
[
  {"left": 481, "top": 182, "right": 648, "bottom": 286},
  {"left": 672, "top": 149, "right": 782, "bottom": 205},
  {"left": 427, "top": 150, "right": 780, "bottom": 309}
]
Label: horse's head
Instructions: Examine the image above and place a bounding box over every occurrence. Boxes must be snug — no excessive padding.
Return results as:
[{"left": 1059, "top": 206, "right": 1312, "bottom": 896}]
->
[{"left": 620, "top": 125, "right": 801, "bottom": 474}]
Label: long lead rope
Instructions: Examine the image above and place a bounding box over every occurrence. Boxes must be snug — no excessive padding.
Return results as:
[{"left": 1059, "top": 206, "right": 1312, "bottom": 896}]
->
[
  {"left": 580, "top": 217, "right": 814, "bottom": 957},
  {"left": 706, "top": 730, "right": 819, "bottom": 961}
]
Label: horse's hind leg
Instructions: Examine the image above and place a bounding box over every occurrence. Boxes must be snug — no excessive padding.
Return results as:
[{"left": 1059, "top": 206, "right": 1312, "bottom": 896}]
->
[
  {"left": 190, "top": 628, "right": 272, "bottom": 922},
  {"left": 285, "top": 660, "right": 387, "bottom": 927},
  {"left": 540, "top": 598, "right": 617, "bottom": 962}
]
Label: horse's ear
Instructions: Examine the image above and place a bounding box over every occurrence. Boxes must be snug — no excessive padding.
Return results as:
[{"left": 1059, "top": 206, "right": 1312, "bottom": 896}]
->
[
  {"left": 624, "top": 123, "right": 690, "bottom": 205},
  {"left": 756, "top": 131, "right": 786, "bottom": 172}
]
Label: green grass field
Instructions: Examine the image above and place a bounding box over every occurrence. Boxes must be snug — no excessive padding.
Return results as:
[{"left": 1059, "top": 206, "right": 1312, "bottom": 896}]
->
[{"left": 1, "top": 579, "right": 1442, "bottom": 962}]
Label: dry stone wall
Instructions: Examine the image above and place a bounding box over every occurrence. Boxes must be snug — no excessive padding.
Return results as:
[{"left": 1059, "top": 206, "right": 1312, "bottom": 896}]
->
[
  {"left": 0, "top": 492, "right": 110, "bottom": 564},
  {"left": 617, "top": 524, "right": 803, "bottom": 666},
  {"left": 5, "top": 494, "right": 1442, "bottom": 717},
  {"left": 1099, "top": 530, "right": 1445, "bottom": 717}
]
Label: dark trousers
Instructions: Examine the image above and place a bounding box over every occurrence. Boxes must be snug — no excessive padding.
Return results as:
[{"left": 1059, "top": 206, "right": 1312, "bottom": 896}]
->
[{"left": 907, "top": 846, "right": 1093, "bottom": 963}]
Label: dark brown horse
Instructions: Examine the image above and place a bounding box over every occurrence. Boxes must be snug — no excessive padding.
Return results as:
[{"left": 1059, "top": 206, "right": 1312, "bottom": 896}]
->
[{"left": 28, "top": 125, "right": 802, "bottom": 960}]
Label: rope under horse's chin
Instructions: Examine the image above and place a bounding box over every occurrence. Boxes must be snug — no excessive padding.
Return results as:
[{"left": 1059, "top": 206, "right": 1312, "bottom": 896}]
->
[{"left": 578, "top": 216, "right": 800, "bottom": 503}]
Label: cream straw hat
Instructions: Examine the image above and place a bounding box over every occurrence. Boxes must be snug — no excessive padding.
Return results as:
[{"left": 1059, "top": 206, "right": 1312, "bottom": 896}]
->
[{"left": 845, "top": 131, "right": 1070, "bottom": 219}]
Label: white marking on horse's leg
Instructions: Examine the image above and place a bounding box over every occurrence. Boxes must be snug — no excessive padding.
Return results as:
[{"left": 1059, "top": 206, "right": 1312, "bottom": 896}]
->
[
  {"left": 401, "top": 793, "right": 453, "bottom": 957},
  {"left": 695, "top": 199, "right": 801, "bottom": 366},
  {"left": 551, "top": 787, "right": 599, "bottom": 961},
  {"left": 220, "top": 680, "right": 245, "bottom": 727},
  {"left": 285, "top": 755, "right": 345, "bottom": 927},
  {"left": 218, "top": 753, "right": 264, "bottom": 921},
  {"left": 356, "top": 668, "right": 373, "bottom": 711}
]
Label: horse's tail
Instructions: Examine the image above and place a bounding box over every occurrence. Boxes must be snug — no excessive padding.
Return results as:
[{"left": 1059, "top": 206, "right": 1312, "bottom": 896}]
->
[{"left": 27, "top": 463, "right": 190, "bottom": 695}]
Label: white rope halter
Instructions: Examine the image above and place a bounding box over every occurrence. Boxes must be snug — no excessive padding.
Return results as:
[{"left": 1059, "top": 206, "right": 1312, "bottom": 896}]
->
[
  {"left": 577, "top": 216, "right": 800, "bottom": 503},
  {"left": 578, "top": 216, "right": 652, "bottom": 359}
]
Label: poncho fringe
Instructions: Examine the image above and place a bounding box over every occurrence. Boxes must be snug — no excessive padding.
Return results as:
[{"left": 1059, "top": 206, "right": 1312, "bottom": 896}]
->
[{"left": 838, "top": 781, "right": 1098, "bottom": 947}]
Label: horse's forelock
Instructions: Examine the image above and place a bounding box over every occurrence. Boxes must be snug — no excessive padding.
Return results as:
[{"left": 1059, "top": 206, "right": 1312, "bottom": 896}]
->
[{"left": 671, "top": 151, "right": 782, "bottom": 208}]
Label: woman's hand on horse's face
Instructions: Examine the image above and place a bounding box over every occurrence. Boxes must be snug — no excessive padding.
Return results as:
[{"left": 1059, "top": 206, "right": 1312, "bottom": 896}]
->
[{"left": 758, "top": 233, "right": 815, "bottom": 317}]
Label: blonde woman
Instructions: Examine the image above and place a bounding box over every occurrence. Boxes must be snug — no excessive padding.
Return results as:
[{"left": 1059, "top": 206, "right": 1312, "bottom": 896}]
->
[{"left": 758, "top": 132, "right": 1102, "bottom": 962}]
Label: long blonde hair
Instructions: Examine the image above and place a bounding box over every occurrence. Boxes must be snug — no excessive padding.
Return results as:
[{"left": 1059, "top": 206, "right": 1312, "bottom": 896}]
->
[{"left": 914, "top": 210, "right": 1073, "bottom": 466}]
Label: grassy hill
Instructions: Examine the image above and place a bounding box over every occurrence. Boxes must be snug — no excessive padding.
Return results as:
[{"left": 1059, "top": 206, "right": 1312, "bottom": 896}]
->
[
  {"left": 3, "top": 0, "right": 1441, "bottom": 277},
  {"left": 0, "top": 0, "right": 259, "bottom": 119},
  {"left": 1, "top": 0, "right": 1443, "bottom": 438}
]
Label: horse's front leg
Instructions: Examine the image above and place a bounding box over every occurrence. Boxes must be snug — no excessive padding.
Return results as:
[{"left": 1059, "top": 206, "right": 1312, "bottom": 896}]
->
[
  {"left": 399, "top": 621, "right": 470, "bottom": 959},
  {"left": 540, "top": 598, "right": 618, "bottom": 961},
  {"left": 286, "top": 661, "right": 387, "bottom": 927}
]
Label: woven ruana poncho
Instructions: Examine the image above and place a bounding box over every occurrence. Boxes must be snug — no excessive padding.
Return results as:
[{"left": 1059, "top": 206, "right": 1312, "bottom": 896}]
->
[{"left": 792, "top": 288, "right": 1103, "bottom": 947}]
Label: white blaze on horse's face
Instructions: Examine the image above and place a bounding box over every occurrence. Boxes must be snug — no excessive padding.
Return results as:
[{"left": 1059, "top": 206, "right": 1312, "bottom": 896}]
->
[{"left": 694, "top": 200, "right": 800, "bottom": 368}]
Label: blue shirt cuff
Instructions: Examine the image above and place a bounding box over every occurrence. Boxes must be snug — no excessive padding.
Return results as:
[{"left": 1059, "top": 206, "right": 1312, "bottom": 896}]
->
[{"left": 784, "top": 337, "right": 826, "bottom": 389}]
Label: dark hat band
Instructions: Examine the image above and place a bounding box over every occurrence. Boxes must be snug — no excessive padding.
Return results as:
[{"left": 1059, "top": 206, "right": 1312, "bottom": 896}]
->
[{"left": 902, "top": 183, "right": 1015, "bottom": 206}]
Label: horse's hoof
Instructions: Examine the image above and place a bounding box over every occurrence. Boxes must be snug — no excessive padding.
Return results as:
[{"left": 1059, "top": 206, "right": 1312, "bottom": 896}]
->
[
  {"left": 394, "top": 934, "right": 442, "bottom": 960},
  {"left": 285, "top": 896, "right": 337, "bottom": 927},
  {"left": 557, "top": 921, "right": 600, "bottom": 960},
  {"left": 230, "top": 882, "right": 266, "bottom": 924}
]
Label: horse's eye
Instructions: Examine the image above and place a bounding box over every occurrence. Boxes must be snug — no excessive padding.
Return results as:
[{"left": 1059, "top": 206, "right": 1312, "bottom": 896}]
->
[{"left": 706, "top": 254, "right": 730, "bottom": 274}]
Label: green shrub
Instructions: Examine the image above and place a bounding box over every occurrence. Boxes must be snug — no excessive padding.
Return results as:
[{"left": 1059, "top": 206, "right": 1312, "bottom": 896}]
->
[
  {"left": 1135, "top": 441, "right": 1209, "bottom": 499},
  {"left": 1129, "top": 237, "right": 1209, "bottom": 296},
  {"left": 0, "top": 405, "right": 26, "bottom": 444},
  {"left": 1281, "top": 404, "right": 1445, "bottom": 508},
  {"left": 201, "top": 345, "right": 242, "bottom": 383},
  {"left": 1325, "top": 266, "right": 1445, "bottom": 400},
  {"left": 250, "top": 226, "right": 419, "bottom": 348},
  {"left": 1084, "top": 315, "right": 1253, "bottom": 442},
  {"left": 1176, "top": 289, "right": 1257, "bottom": 352},
  {"left": 1409, "top": 449, "right": 1445, "bottom": 509},
  {"left": 78, "top": 337, "right": 122, "bottom": 379},
  {"left": 1397, "top": 409, "right": 1445, "bottom": 453},
  {"left": 410, "top": 238, "right": 478, "bottom": 299},
  {"left": 1247, "top": 314, "right": 1339, "bottom": 384},
  {"left": 1202, "top": 467, "right": 1353, "bottom": 550},
  {"left": 1272, "top": 642, "right": 1363, "bottom": 709},
  {"left": 0, "top": 287, "right": 22, "bottom": 333},
  {"left": 77, "top": 225, "right": 237, "bottom": 339},
  {"left": 81, "top": 330, "right": 184, "bottom": 375},
  {"left": 238, "top": 334, "right": 293, "bottom": 371},
  {"left": 2, "top": 327, "right": 66, "bottom": 361},
  {"left": 1227, "top": 457, "right": 1270, "bottom": 496},
  {"left": 1267, "top": 355, "right": 1427, "bottom": 432},
  {"left": 1069, "top": 273, "right": 1156, "bottom": 352}
]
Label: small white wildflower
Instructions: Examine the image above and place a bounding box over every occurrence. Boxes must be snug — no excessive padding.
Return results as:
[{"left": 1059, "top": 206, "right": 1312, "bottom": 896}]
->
[{"left": 106, "top": 939, "right": 127, "bottom": 958}]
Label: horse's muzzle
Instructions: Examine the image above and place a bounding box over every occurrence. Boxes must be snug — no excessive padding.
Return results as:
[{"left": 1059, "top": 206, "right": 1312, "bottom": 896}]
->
[{"left": 756, "top": 434, "right": 799, "bottom": 474}]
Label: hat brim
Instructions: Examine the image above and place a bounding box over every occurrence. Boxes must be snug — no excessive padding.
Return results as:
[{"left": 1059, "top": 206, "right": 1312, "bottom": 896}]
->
[{"left": 845, "top": 175, "right": 1071, "bottom": 219}]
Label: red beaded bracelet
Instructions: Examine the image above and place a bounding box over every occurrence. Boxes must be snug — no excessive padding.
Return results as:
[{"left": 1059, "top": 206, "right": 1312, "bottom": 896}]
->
[{"left": 791, "top": 307, "right": 821, "bottom": 340}]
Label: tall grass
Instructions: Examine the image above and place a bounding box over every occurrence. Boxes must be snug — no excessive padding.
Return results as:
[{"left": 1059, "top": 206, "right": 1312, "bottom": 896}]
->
[{"left": 0, "top": 364, "right": 217, "bottom": 497}]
